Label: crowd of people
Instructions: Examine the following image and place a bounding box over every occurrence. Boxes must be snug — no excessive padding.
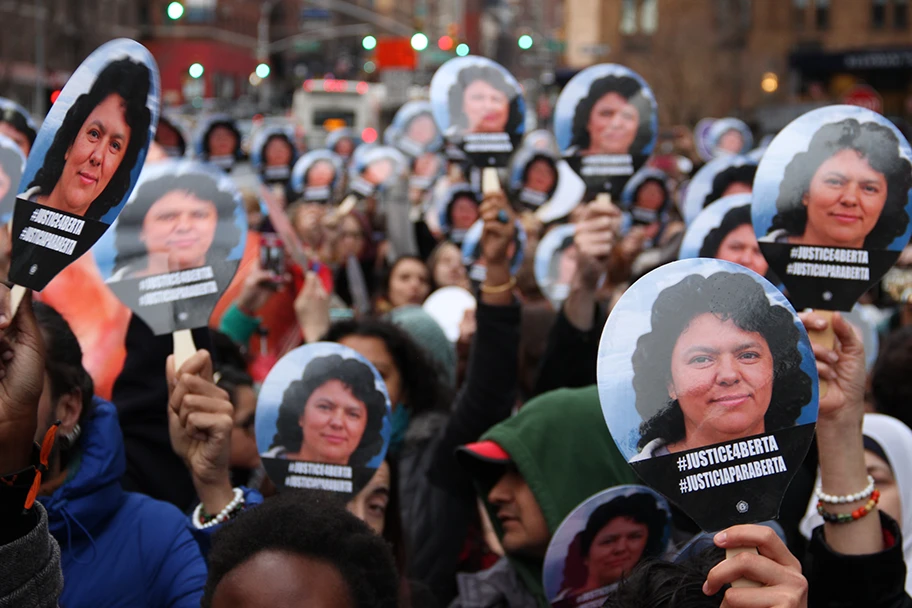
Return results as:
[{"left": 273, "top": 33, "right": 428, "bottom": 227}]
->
[{"left": 1, "top": 62, "right": 912, "bottom": 608}]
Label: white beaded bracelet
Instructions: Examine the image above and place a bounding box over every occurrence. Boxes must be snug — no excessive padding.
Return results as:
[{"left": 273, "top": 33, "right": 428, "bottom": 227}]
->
[
  {"left": 192, "top": 487, "right": 245, "bottom": 530},
  {"left": 815, "top": 475, "right": 875, "bottom": 505}
]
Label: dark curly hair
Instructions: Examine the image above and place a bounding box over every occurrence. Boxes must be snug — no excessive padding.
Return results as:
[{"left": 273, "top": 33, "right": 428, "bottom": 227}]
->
[
  {"left": 521, "top": 154, "right": 558, "bottom": 196},
  {"left": 570, "top": 74, "right": 655, "bottom": 155},
  {"left": 581, "top": 493, "right": 667, "bottom": 559},
  {"left": 155, "top": 116, "right": 187, "bottom": 157},
  {"left": 202, "top": 489, "right": 399, "bottom": 608},
  {"left": 111, "top": 171, "right": 242, "bottom": 276},
  {"left": 872, "top": 326, "right": 912, "bottom": 430},
  {"left": 201, "top": 118, "right": 243, "bottom": 160},
  {"left": 632, "top": 177, "right": 670, "bottom": 216},
  {"left": 271, "top": 354, "right": 387, "bottom": 466},
  {"left": 261, "top": 132, "right": 296, "bottom": 166},
  {"left": 447, "top": 64, "right": 524, "bottom": 135},
  {"left": 445, "top": 186, "right": 481, "bottom": 229},
  {"left": 769, "top": 118, "right": 912, "bottom": 249},
  {"left": 702, "top": 164, "right": 756, "bottom": 209},
  {"left": 324, "top": 318, "right": 452, "bottom": 417},
  {"left": 28, "top": 58, "right": 152, "bottom": 221},
  {"left": 698, "top": 204, "right": 752, "bottom": 258},
  {"left": 634, "top": 271, "right": 812, "bottom": 449},
  {"left": 0, "top": 100, "right": 37, "bottom": 147}
]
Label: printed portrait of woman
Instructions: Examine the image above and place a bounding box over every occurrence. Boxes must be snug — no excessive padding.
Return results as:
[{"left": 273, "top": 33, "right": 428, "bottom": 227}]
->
[
  {"left": 698, "top": 204, "right": 768, "bottom": 277},
  {"left": 629, "top": 176, "right": 670, "bottom": 232},
  {"left": 306, "top": 159, "right": 337, "bottom": 189},
  {"left": 764, "top": 118, "right": 912, "bottom": 250},
  {"left": 109, "top": 171, "right": 242, "bottom": 280},
  {"left": 23, "top": 58, "right": 152, "bottom": 220},
  {"left": 269, "top": 354, "right": 387, "bottom": 467},
  {"left": 443, "top": 188, "right": 481, "bottom": 244},
  {"left": 154, "top": 116, "right": 187, "bottom": 158},
  {"left": 701, "top": 163, "right": 756, "bottom": 209},
  {"left": 362, "top": 157, "right": 396, "bottom": 186},
  {"left": 548, "top": 235, "right": 578, "bottom": 297},
  {"left": 0, "top": 98, "right": 38, "bottom": 157},
  {"left": 570, "top": 75, "right": 655, "bottom": 157},
  {"left": 260, "top": 132, "right": 297, "bottom": 182},
  {"left": 447, "top": 64, "right": 523, "bottom": 136},
  {"left": 327, "top": 129, "right": 356, "bottom": 159},
  {"left": 200, "top": 118, "right": 242, "bottom": 171},
  {"left": 404, "top": 112, "right": 439, "bottom": 148},
  {"left": 557, "top": 493, "right": 669, "bottom": 600},
  {"left": 630, "top": 271, "right": 812, "bottom": 461},
  {"left": 524, "top": 156, "right": 558, "bottom": 195}
]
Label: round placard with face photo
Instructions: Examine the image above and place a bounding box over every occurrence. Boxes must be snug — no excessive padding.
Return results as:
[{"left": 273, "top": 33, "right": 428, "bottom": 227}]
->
[
  {"left": 0, "top": 97, "right": 38, "bottom": 158},
  {"left": 509, "top": 147, "right": 560, "bottom": 211},
  {"left": 694, "top": 118, "right": 717, "bottom": 162},
  {"left": 543, "top": 485, "right": 672, "bottom": 607},
  {"left": 387, "top": 100, "right": 444, "bottom": 157},
  {"left": 555, "top": 64, "right": 658, "bottom": 200},
  {"left": 679, "top": 194, "right": 768, "bottom": 278},
  {"left": 91, "top": 159, "right": 246, "bottom": 335},
  {"left": 251, "top": 126, "right": 298, "bottom": 185},
  {"left": 291, "top": 150, "right": 344, "bottom": 204},
  {"left": 708, "top": 118, "right": 753, "bottom": 158},
  {"left": 535, "top": 224, "right": 577, "bottom": 307},
  {"left": 462, "top": 217, "right": 527, "bottom": 283},
  {"left": 409, "top": 152, "right": 446, "bottom": 192},
  {"left": 155, "top": 113, "right": 191, "bottom": 159},
  {"left": 437, "top": 184, "right": 482, "bottom": 246},
  {"left": 11, "top": 38, "right": 160, "bottom": 291},
  {"left": 326, "top": 128, "right": 360, "bottom": 161},
  {"left": 347, "top": 145, "right": 407, "bottom": 199},
  {"left": 430, "top": 56, "right": 526, "bottom": 168},
  {"left": 194, "top": 114, "right": 243, "bottom": 172},
  {"left": 0, "top": 134, "right": 25, "bottom": 223},
  {"left": 681, "top": 155, "right": 757, "bottom": 225},
  {"left": 597, "top": 258, "right": 818, "bottom": 531},
  {"left": 752, "top": 105, "right": 912, "bottom": 311},
  {"left": 255, "top": 342, "right": 392, "bottom": 496},
  {"left": 620, "top": 167, "right": 671, "bottom": 226}
]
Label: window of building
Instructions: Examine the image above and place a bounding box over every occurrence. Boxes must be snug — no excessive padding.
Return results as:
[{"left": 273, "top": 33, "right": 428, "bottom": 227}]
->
[
  {"left": 896, "top": 0, "right": 909, "bottom": 28},
  {"left": 793, "top": 0, "right": 808, "bottom": 29},
  {"left": 640, "top": 0, "right": 659, "bottom": 33},
  {"left": 872, "top": 0, "right": 888, "bottom": 28},
  {"left": 620, "top": 0, "right": 638, "bottom": 34},
  {"left": 815, "top": 0, "right": 830, "bottom": 28}
]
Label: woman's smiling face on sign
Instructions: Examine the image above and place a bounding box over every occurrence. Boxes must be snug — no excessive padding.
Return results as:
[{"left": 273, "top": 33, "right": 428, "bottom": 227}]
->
[
  {"left": 53, "top": 93, "right": 131, "bottom": 216},
  {"left": 141, "top": 190, "right": 218, "bottom": 271},
  {"left": 298, "top": 379, "right": 369, "bottom": 465},
  {"left": 585, "top": 516, "right": 650, "bottom": 587},
  {"left": 799, "top": 148, "right": 888, "bottom": 249},
  {"left": 716, "top": 223, "right": 768, "bottom": 277},
  {"left": 667, "top": 313, "right": 774, "bottom": 449},
  {"left": 586, "top": 92, "right": 639, "bottom": 155},
  {"left": 463, "top": 80, "right": 510, "bottom": 134}
]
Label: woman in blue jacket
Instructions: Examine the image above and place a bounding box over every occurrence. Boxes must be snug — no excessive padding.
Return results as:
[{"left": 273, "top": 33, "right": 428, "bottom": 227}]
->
[{"left": 32, "top": 302, "right": 207, "bottom": 607}]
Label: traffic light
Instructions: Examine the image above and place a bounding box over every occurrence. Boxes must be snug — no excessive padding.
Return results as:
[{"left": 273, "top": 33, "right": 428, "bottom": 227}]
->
[
  {"left": 456, "top": 43, "right": 470, "bottom": 57},
  {"left": 188, "top": 63, "right": 204, "bottom": 79},
  {"left": 438, "top": 35, "right": 454, "bottom": 51},
  {"left": 167, "top": 1, "right": 184, "bottom": 20},
  {"left": 362, "top": 35, "right": 377, "bottom": 51},
  {"left": 410, "top": 32, "right": 429, "bottom": 51},
  {"left": 518, "top": 34, "right": 533, "bottom": 50},
  {"left": 255, "top": 63, "right": 271, "bottom": 79}
]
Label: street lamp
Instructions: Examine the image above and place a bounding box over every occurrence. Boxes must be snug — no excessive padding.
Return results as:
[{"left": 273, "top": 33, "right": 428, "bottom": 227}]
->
[{"left": 761, "top": 72, "right": 779, "bottom": 93}]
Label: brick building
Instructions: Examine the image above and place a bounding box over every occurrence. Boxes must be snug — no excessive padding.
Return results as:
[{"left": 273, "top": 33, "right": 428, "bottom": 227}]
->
[{"left": 562, "top": 0, "right": 912, "bottom": 130}]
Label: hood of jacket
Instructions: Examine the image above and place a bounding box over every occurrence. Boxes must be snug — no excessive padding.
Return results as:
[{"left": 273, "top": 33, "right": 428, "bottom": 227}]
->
[
  {"left": 39, "top": 397, "right": 126, "bottom": 541},
  {"left": 464, "top": 385, "right": 638, "bottom": 607}
]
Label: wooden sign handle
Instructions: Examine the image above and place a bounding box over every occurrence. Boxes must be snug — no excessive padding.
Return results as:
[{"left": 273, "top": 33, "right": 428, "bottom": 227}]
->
[
  {"left": 338, "top": 194, "right": 357, "bottom": 216},
  {"left": 482, "top": 167, "right": 501, "bottom": 196},
  {"left": 9, "top": 284, "right": 26, "bottom": 317},
  {"left": 726, "top": 546, "right": 762, "bottom": 588},
  {"left": 596, "top": 192, "right": 611, "bottom": 205},
  {"left": 806, "top": 309, "right": 835, "bottom": 397},
  {"left": 172, "top": 329, "right": 197, "bottom": 371}
]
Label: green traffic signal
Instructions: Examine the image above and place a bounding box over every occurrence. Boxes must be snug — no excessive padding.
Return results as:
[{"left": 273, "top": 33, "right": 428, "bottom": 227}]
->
[
  {"left": 189, "top": 63, "right": 204, "bottom": 79},
  {"left": 167, "top": 1, "right": 184, "bottom": 20},
  {"left": 455, "top": 43, "right": 470, "bottom": 57},
  {"left": 518, "top": 34, "right": 533, "bottom": 50},
  {"left": 362, "top": 35, "right": 377, "bottom": 51},
  {"left": 411, "top": 32, "right": 429, "bottom": 51}
]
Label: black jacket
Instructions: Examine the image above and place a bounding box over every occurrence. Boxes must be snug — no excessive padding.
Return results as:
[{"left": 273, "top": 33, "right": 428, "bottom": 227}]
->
[{"left": 402, "top": 300, "right": 521, "bottom": 605}]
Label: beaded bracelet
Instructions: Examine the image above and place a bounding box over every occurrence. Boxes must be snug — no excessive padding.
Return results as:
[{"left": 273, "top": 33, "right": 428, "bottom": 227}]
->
[
  {"left": 816, "top": 489, "right": 880, "bottom": 524},
  {"left": 192, "top": 488, "right": 245, "bottom": 530},
  {"left": 815, "top": 475, "right": 875, "bottom": 504}
]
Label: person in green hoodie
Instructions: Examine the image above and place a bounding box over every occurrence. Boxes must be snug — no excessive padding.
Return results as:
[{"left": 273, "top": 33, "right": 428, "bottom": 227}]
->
[{"left": 452, "top": 385, "right": 638, "bottom": 608}]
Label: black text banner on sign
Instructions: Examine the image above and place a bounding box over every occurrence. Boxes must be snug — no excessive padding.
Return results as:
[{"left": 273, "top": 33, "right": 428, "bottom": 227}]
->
[
  {"left": 9, "top": 39, "right": 160, "bottom": 310},
  {"left": 597, "top": 259, "right": 819, "bottom": 586}
]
